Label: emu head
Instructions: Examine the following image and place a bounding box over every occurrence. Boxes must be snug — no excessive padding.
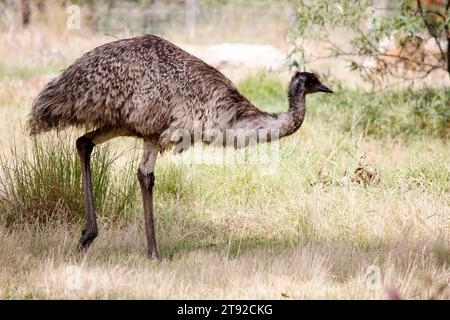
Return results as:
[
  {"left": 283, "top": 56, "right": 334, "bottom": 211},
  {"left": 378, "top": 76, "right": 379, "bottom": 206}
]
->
[{"left": 289, "top": 71, "right": 333, "bottom": 95}]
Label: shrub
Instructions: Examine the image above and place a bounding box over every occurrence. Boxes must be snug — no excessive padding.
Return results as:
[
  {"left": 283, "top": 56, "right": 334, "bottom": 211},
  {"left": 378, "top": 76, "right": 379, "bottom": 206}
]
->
[{"left": 0, "top": 136, "right": 138, "bottom": 226}]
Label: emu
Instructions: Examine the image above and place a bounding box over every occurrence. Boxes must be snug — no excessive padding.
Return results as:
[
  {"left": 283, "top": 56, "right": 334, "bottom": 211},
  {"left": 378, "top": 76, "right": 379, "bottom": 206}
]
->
[{"left": 28, "top": 35, "right": 333, "bottom": 259}]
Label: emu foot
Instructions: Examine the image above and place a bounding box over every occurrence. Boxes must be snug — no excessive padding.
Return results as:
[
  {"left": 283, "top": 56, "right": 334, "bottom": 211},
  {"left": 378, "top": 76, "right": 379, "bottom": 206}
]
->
[{"left": 77, "top": 227, "right": 98, "bottom": 251}]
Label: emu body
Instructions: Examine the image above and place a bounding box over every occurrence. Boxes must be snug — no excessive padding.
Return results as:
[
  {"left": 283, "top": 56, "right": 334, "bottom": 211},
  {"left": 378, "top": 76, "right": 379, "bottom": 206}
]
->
[{"left": 28, "top": 35, "right": 332, "bottom": 258}]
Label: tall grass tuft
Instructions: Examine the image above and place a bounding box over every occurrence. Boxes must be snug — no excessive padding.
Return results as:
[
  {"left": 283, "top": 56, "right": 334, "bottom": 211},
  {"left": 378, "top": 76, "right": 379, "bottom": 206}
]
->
[
  {"left": 0, "top": 136, "right": 138, "bottom": 226},
  {"left": 309, "top": 87, "right": 450, "bottom": 139}
]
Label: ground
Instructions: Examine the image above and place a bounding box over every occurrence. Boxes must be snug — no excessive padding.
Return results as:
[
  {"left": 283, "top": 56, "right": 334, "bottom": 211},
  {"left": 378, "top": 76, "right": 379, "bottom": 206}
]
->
[{"left": 0, "top": 26, "right": 449, "bottom": 299}]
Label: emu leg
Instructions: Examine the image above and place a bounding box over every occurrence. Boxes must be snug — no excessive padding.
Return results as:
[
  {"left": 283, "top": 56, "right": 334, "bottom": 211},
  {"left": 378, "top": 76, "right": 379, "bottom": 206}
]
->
[
  {"left": 137, "top": 139, "right": 159, "bottom": 259},
  {"left": 76, "top": 128, "right": 119, "bottom": 250}
]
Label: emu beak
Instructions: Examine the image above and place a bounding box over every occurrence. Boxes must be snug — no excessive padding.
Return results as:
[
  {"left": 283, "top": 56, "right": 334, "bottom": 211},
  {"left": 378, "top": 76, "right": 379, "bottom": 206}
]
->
[{"left": 316, "top": 83, "right": 333, "bottom": 93}]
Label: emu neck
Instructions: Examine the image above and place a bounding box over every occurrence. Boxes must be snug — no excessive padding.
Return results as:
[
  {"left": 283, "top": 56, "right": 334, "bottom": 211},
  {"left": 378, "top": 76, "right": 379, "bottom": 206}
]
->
[
  {"left": 279, "top": 90, "right": 306, "bottom": 138},
  {"left": 231, "top": 91, "right": 306, "bottom": 140}
]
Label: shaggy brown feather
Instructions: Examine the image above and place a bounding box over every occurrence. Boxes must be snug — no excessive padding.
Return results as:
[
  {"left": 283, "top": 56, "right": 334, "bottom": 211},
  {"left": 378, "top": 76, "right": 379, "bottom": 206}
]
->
[{"left": 28, "top": 34, "right": 328, "bottom": 151}]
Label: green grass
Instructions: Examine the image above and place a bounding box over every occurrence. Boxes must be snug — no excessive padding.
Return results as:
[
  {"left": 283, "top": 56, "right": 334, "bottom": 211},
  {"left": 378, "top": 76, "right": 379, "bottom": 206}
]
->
[
  {"left": 0, "top": 136, "right": 138, "bottom": 226},
  {"left": 238, "top": 72, "right": 450, "bottom": 139},
  {"left": 238, "top": 72, "right": 287, "bottom": 112},
  {"left": 0, "top": 62, "right": 62, "bottom": 80},
  {"left": 309, "top": 88, "right": 450, "bottom": 139}
]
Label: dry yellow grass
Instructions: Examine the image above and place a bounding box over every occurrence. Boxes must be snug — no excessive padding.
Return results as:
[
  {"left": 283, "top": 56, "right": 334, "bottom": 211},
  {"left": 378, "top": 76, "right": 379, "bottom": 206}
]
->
[
  {"left": 0, "top": 26, "right": 449, "bottom": 299},
  {"left": 1, "top": 184, "right": 448, "bottom": 299}
]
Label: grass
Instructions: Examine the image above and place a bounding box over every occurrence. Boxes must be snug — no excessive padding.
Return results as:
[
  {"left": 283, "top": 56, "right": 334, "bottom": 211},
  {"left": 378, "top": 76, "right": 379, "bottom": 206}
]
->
[
  {"left": 0, "top": 29, "right": 449, "bottom": 299},
  {"left": 0, "top": 136, "right": 138, "bottom": 226},
  {"left": 239, "top": 72, "right": 450, "bottom": 139}
]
